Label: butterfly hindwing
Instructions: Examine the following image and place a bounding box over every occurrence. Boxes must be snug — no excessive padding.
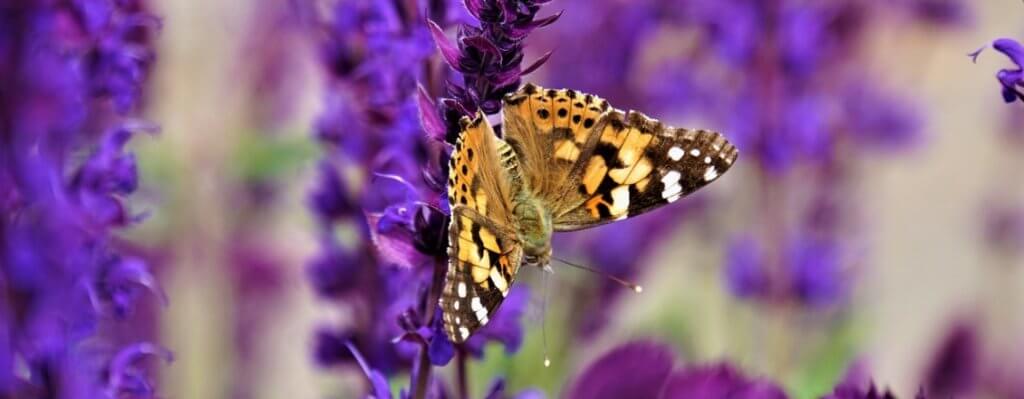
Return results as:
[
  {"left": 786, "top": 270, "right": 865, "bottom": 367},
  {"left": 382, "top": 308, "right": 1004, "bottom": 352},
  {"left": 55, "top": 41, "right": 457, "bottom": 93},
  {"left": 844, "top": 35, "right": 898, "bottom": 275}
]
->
[
  {"left": 441, "top": 113, "right": 523, "bottom": 343},
  {"left": 502, "top": 84, "right": 738, "bottom": 231},
  {"left": 441, "top": 205, "right": 523, "bottom": 343}
]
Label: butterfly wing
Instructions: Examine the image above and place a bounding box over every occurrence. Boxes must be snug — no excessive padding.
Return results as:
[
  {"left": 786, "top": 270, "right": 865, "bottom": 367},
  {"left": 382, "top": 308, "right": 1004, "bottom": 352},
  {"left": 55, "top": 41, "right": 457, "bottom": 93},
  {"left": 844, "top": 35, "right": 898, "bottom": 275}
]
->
[
  {"left": 441, "top": 113, "right": 523, "bottom": 343},
  {"left": 502, "top": 84, "right": 738, "bottom": 231}
]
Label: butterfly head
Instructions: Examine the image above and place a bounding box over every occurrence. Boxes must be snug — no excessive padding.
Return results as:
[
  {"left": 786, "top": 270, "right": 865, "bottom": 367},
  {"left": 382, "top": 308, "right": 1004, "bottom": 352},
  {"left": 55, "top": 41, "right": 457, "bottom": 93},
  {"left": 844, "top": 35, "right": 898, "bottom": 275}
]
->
[{"left": 513, "top": 195, "right": 553, "bottom": 268}]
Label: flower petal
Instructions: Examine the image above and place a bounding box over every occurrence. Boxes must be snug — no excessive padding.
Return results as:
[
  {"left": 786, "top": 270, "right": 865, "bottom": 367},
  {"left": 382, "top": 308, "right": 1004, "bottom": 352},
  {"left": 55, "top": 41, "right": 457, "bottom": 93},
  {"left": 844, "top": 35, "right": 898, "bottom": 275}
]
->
[
  {"left": 428, "top": 20, "right": 462, "bottom": 69},
  {"left": 566, "top": 341, "right": 674, "bottom": 399},
  {"left": 418, "top": 85, "right": 447, "bottom": 142}
]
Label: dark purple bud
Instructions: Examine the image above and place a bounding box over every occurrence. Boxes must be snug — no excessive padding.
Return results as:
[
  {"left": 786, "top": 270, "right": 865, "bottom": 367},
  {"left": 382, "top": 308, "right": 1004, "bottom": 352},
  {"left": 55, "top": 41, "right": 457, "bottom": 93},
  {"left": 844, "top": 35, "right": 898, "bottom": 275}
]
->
[
  {"left": 306, "top": 247, "right": 361, "bottom": 297},
  {"left": 312, "top": 327, "right": 354, "bottom": 366},
  {"left": 308, "top": 162, "right": 354, "bottom": 222},
  {"left": 429, "top": 20, "right": 462, "bottom": 69},
  {"left": 418, "top": 85, "right": 447, "bottom": 142},
  {"left": 922, "top": 322, "right": 979, "bottom": 398},
  {"left": 413, "top": 205, "right": 448, "bottom": 256}
]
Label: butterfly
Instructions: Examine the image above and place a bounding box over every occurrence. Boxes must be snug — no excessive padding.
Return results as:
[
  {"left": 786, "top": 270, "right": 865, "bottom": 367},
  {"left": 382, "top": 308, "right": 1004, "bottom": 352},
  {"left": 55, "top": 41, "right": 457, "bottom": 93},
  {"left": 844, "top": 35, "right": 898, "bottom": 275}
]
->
[{"left": 439, "top": 83, "right": 738, "bottom": 343}]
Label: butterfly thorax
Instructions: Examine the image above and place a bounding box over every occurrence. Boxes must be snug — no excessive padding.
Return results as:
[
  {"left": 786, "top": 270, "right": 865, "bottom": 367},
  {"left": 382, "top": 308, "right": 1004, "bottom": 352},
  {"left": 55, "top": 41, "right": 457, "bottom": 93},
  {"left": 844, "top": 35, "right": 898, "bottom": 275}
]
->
[{"left": 511, "top": 191, "right": 552, "bottom": 266}]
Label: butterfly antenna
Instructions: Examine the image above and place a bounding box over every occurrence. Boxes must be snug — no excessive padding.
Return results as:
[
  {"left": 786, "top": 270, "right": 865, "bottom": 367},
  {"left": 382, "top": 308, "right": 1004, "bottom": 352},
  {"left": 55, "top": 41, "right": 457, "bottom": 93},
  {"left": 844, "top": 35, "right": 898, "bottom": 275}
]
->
[
  {"left": 551, "top": 256, "right": 644, "bottom": 294},
  {"left": 541, "top": 267, "right": 551, "bottom": 368}
]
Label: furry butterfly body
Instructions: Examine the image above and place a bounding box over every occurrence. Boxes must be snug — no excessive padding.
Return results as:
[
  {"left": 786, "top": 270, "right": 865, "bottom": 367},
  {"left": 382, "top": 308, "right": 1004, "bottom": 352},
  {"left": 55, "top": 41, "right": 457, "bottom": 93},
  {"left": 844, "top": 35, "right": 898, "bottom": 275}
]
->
[{"left": 440, "top": 83, "right": 738, "bottom": 343}]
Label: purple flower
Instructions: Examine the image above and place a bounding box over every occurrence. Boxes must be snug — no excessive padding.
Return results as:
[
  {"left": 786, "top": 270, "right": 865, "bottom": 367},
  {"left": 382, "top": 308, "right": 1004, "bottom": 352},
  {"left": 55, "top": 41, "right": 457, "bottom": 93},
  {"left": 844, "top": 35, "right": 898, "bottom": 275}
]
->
[
  {"left": 788, "top": 235, "right": 845, "bottom": 306},
  {"left": 823, "top": 383, "right": 899, "bottom": 399},
  {"left": 843, "top": 86, "right": 922, "bottom": 152},
  {"left": 0, "top": 0, "right": 166, "bottom": 396},
  {"left": 429, "top": 0, "right": 558, "bottom": 141},
  {"left": 984, "top": 202, "right": 1024, "bottom": 252},
  {"left": 994, "top": 38, "right": 1024, "bottom": 103},
  {"left": 662, "top": 364, "right": 788, "bottom": 399},
  {"left": 566, "top": 340, "right": 788, "bottom": 399},
  {"left": 566, "top": 341, "right": 675, "bottom": 399},
  {"left": 922, "top": 322, "right": 979, "bottom": 397},
  {"left": 903, "top": 0, "right": 971, "bottom": 26},
  {"left": 725, "top": 234, "right": 770, "bottom": 300}
]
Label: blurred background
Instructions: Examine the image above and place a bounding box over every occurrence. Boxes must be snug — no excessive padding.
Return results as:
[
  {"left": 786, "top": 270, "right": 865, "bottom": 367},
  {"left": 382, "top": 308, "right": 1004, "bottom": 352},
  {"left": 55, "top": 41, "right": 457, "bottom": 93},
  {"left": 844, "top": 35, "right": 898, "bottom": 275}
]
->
[{"left": 15, "top": 0, "right": 1022, "bottom": 398}]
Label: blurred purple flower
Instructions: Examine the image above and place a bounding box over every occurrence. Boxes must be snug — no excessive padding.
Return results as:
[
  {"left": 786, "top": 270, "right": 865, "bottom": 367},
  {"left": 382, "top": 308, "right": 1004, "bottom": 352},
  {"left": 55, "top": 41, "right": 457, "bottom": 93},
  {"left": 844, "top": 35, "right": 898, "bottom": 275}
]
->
[
  {"left": 566, "top": 341, "right": 675, "bottom": 399},
  {"left": 994, "top": 38, "right": 1024, "bottom": 103},
  {"left": 788, "top": 235, "right": 845, "bottom": 307},
  {"left": 843, "top": 86, "right": 922, "bottom": 152},
  {"left": 725, "top": 234, "right": 771, "bottom": 300},
  {"left": 903, "top": 0, "right": 971, "bottom": 26},
  {"left": 0, "top": 0, "right": 166, "bottom": 396},
  {"left": 566, "top": 340, "right": 787, "bottom": 399},
  {"left": 662, "top": 364, "right": 788, "bottom": 399},
  {"left": 984, "top": 202, "right": 1024, "bottom": 253},
  {"left": 822, "top": 383, "right": 899, "bottom": 399},
  {"left": 922, "top": 322, "right": 979, "bottom": 398}
]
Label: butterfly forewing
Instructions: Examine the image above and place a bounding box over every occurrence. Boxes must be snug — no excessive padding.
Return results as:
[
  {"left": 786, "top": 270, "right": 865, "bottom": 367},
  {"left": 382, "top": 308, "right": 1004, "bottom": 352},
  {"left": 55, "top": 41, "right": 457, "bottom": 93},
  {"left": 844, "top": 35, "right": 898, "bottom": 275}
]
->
[{"left": 501, "top": 84, "right": 738, "bottom": 231}]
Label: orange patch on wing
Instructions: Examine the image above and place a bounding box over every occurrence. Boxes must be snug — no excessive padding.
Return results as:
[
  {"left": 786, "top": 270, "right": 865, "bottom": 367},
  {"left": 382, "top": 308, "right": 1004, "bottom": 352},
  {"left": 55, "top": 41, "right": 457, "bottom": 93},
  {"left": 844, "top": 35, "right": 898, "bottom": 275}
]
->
[
  {"left": 582, "top": 156, "right": 608, "bottom": 194},
  {"left": 554, "top": 139, "right": 580, "bottom": 161}
]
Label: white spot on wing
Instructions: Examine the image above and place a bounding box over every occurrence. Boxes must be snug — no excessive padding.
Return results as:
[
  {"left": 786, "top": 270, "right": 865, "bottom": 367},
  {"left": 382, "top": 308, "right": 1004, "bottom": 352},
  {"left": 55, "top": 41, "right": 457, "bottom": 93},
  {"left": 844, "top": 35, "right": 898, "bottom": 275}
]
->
[
  {"left": 453, "top": 301, "right": 460, "bottom": 310},
  {"left": 704, "top": 156, "right": 711, "bottom": 164},
  {"left": 690, "top": 148, "right": 701, "bottom": 157},
  {"left": 457, "top": 282, "right": 467, "bottom": 298},
  {"left": 668, "top": 146, "right": 685, "bottom": 161},
  {"left": 460, "top": 327, "right": 470, "bottom": 340},
  {"left": 489, "top": 268, "right": 509, "bottom": 296},
  {"left": 704, "top": 166, "right": 719, "bottom": 181},
  {"left": 471, "top": 297, "right": 484, "bottom": 313},
  {"left": 610, "top": 185, "right": 630, "bottom": 215},
  {"left": 661, "top": 171, "right": 682, "bottom": 199}
]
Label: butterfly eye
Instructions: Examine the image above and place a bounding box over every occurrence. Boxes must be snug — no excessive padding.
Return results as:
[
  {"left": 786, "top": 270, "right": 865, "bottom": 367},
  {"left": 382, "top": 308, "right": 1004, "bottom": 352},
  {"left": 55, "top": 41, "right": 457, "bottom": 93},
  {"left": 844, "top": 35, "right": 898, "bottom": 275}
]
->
[{"left": 524, "top": 255, "right": 539, "bottom": 265}]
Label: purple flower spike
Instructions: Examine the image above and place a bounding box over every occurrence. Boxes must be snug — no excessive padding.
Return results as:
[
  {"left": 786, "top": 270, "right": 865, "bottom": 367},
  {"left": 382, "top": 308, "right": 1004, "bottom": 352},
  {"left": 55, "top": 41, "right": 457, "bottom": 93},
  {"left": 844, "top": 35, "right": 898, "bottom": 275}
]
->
[
  {"left": 566, "top": 341, "right": 674, "bottom": 399},
  {"left": 922, "top": 322, "right": 979, "bottom": 397},
  {"left": 433, "top": 0, "right": 558, "bottom": 141},
  {"left": 993, "top": 38, "right": 1024, "bottom": 103}
]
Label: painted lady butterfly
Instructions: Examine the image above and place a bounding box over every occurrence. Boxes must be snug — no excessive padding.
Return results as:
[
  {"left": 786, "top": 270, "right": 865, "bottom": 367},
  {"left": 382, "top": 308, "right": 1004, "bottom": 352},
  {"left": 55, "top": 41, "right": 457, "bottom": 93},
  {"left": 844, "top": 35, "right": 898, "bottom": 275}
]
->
[{"left": 440, "top": 83, "right": 738, "bottom": 343}]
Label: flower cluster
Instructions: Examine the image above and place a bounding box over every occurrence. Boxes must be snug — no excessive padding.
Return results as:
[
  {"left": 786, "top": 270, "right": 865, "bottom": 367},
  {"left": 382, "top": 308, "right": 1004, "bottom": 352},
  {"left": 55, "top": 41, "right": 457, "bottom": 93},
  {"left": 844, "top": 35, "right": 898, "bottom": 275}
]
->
[
  {"left": 305, "top": 0, "right": 553, "bottom": 397},
  {"left": 0, "top": 1, "right": 169, "bottom": 397},
  {"left": 428, "top": 0, "right": 558, "bottom": 142}
]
